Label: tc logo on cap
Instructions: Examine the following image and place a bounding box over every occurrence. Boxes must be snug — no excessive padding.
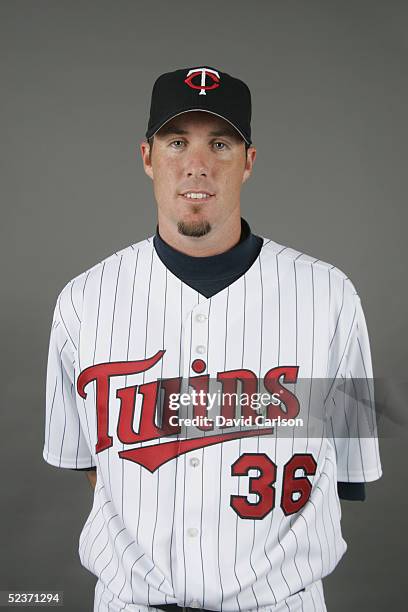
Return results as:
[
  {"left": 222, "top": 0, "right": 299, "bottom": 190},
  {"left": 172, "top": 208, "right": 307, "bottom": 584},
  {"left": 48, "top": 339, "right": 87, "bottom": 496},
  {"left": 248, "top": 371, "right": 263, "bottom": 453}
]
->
[{"left": 184, "top": 67, "right": 220, "bottom": 96}]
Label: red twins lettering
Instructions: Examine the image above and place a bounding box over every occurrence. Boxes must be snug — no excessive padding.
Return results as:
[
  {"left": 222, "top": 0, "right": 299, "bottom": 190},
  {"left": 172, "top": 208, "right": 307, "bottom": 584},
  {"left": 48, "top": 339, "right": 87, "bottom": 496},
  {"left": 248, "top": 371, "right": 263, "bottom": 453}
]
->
[{"left": 77, "top": 350, "right": 300, "bottom": 472}]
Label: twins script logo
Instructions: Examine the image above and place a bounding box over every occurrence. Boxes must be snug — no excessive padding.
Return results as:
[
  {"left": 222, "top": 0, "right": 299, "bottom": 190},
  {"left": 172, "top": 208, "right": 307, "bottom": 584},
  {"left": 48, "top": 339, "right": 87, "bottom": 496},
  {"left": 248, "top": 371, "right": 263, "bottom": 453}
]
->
[
  {"left": 184, "top": 67, "right": 220, "bottom": 95},
  {"left": 77, "top": 350, "right": 300, "bottom": 473}
]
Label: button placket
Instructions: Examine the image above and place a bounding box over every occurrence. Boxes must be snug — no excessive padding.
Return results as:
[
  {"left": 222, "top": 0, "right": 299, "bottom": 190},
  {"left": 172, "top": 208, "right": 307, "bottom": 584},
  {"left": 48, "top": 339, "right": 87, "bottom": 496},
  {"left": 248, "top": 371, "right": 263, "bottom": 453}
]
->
[
  {"left": 191, "top": 304, "right": 209, "bottom": 364},
  {"left": 178, "top": 304, "right": 209, "bottom": 606},
  {"left": 175, "top": 302, "right": 209, "bottom": 608}
]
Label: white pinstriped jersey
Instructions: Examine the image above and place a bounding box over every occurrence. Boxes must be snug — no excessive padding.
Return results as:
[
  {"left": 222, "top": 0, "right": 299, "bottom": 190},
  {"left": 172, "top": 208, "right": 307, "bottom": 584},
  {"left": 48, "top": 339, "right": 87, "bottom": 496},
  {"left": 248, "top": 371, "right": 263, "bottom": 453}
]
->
[{"left": 43, "top": 235, "right": 382, "bottom": 612}]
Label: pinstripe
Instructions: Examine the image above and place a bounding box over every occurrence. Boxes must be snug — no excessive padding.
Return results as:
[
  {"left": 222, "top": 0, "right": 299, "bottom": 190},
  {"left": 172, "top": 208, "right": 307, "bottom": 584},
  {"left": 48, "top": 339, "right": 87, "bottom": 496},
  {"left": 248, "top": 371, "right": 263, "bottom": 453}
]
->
[
  {"left": 93, "top": 261, "right": 113, "bottom": 504},
  {"left": 97, "top": 528, "right": 128, "bottom": 611},
  {"left": 70, "top": 279, "right": 80, "bottom": 322},
  {"left": 118, "top": 553, "right": 144, "bottom": 609},
  {"left": 325, "top": 305, "right": 357, "bottom": 403},
  {"left": 217, "top": 433, "right": 227, "bottom": 610},
  {"left": 58, "top": 292, "right": 77, "bottom": 350},
  {"left": 314, "top": 485, "right": 332, "bottom": 568},
  {"left": 350, "top": 374, "right": 365, "bottom": 475},
  {"left": 166, "top": 276, "right": 184, "bottom": 602},
  {"left": 99, "top": 527, "right": 126, "bottom": 580},
  {"left": 329, "top": 403, "right": 338, "bottom": 463},
  {"left": 298, "top": 514, "right": 315, "bottom": 582},
  {"left": 105, "top": 256, "right": 123, "bottom": 505},
  {"left": 292, "top": 251, "right": 304, "bottom": 462},
  {"left": 355, "top": 333, "right": 381, "bottom": 468},
  {"left": 92, "top": 513, "right": 120, "bottom": 574},
  {"left": 329, "top": 277, "right": 345, "bottom": 349},
  {"left": 313, "top": 432, "right": 325, "bottom": 470},
  {"left": 136, "top": 245, "right": 154, "bottom": 548},
  {"left": 74, "top": 378, "right": 82, "bottom": 467},
  {"left": 304, "top": 262, "right": 316, "bottom": 457},
  {"left": 58, "top": 344, "right": 68, "bottom": 466},
  {"left": 181, "top": 450, "right": 187, "bottom": 606},
  {"left": 355, "top": 336, "right": 375, "bottom": 436},
  {"left": 307, "top": 500, "right": 324, "bottom": 578},
  {"left": 85, "top": 500, "right": 112, "bottom": 567},
  {"left": 232, "top": 279, "right": 245, "bottom": 612},
  {"left": 92, "top": 263, "right": 106, "bottom": 365},
  {"left": 46, "top": 377, "right": 58, "bottom": 461},
  {"left": 78, "top": 269, "right": 94, "bottom": 465},
  {"left": 122, "top": 248, "right": 140, "bottom": 518},
  {"left": 276, "top": 248, "right": 282, "bottom": 360},
  {"left": 197, "top": 289, "right": 206, "bottom": 608},
  {"left": 288, "top": 516, "right": 304, "bottom": 589},
  {"left": 277, "top": 514, "right": 294, "bottom": 598},
  {"left": 108, "top": 256, "right": 123, "bottom": 356},
  {"left": 309, "top": 585, "right": 318, "bottom": 612},
  {"left": 79, "top": 506, "right": 102, "bottom": 558},
  {"left": 262, "top": 480, "right": 279, "bottom": 605},
  {"left": 275, "top": 248, "right": 294, "bottom": 596},
  {"left": 247, "top": 262, "right": 263, "bottom": 609},
  {"left": 260, "top": 249, "right": 279, "bottom": 608},
  {"left": 315, "top": 580, "right": 326, "bottom": 610},
  {"left": 130, "top": 554, "right": 147, "bottom": 604},
  {"left": 214, "top": 289, "right": 229, "bottom": 610},
  {"left": 341, "top": 377, "right": 351, "bottom": 481},
  {"left": 319, "top": 470, "right": 339, "bottom": 561},
  {"left": 198, "top": 297, "right": 212, "bottom": 608},
  {"left": 147, "top": 255, "right": 169, "bottom": 606},
  {"left": 274, "top": 245, "right": 284, "bottom": 591}
]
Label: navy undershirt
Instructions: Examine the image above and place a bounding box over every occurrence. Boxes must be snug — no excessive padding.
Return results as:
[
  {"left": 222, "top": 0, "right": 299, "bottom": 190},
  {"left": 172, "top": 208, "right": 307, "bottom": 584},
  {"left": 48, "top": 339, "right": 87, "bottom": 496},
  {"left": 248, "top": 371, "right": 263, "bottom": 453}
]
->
[
  {"left": 153, "top": 217, "right": 263, "bottom": 297},
  {"left": 75, "top": 217, "right": 365, "bottom": 501}
]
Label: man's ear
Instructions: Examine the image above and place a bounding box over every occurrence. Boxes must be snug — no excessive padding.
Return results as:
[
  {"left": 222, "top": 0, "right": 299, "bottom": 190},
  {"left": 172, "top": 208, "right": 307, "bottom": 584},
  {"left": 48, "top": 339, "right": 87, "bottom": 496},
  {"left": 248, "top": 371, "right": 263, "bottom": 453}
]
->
[
  {"left": 242, "top": 146, "right": 257, "bottom": 184},
  {"left": 140, "top": 140, "right": 154, "bottom": 180}
]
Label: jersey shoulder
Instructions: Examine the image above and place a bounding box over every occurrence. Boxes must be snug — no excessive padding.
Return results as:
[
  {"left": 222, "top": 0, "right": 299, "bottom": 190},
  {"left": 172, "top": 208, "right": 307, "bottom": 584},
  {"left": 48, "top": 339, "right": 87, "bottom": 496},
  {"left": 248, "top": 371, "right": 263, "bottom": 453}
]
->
[
  {"left": 260, "top": 235, "right": 360, "bottom": 297},
  {"left": 50, "top": 236, "right": 153, "bottom": 351}
]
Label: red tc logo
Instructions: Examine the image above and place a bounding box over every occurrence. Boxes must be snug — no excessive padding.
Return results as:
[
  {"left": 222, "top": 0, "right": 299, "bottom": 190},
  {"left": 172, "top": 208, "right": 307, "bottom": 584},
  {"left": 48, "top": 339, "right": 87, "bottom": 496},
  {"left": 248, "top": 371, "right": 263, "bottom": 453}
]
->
[{"left": 184, "top": 67, "right": 220, "bottom": 95}]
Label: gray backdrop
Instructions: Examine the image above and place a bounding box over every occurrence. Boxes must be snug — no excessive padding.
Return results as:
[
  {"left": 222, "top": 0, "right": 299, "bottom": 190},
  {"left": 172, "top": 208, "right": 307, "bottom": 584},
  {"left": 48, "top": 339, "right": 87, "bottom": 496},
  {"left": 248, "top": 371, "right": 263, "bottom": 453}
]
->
[{"left": 1, "top": 1, "right": 407, "bottom": 610}]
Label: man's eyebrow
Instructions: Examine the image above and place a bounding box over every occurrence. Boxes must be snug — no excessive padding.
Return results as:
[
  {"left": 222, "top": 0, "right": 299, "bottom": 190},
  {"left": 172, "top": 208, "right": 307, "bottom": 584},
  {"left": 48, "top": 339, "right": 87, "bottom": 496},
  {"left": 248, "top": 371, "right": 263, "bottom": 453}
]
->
[
  {"left": 155, "top": 126, "right": 189, "bottom": 137},
  {"left": 155, "top": 126, "right": 241, "bottom": 140},
  {"left": 207, "top": 128, "right": 241, "bottom": 140}
]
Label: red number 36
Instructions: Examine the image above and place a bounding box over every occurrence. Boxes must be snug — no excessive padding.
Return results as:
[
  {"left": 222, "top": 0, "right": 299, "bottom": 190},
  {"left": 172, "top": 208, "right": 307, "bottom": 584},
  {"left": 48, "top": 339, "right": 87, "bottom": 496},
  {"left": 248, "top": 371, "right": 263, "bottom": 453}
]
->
[{"left": 230, "top": 453, "right": 317, "bottom": 519}]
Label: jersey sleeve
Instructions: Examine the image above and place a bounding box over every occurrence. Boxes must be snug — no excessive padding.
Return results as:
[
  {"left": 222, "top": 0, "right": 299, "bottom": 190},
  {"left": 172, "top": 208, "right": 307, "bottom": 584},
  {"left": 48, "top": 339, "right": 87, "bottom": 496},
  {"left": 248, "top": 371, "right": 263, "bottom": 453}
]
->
[
  {"left": 325, "top": 281, "right": 382, "bottom": 483},
  {"left": 43, "top": 290, "right": 95, "bottom": 469}
]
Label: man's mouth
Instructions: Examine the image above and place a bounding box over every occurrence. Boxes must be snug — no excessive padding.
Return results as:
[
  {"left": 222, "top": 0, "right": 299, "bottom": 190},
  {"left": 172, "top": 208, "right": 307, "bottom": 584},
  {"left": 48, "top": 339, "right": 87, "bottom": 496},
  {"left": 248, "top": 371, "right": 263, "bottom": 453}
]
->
[{"left": 179, "top": 191, "right": 215, "bottom": 201}]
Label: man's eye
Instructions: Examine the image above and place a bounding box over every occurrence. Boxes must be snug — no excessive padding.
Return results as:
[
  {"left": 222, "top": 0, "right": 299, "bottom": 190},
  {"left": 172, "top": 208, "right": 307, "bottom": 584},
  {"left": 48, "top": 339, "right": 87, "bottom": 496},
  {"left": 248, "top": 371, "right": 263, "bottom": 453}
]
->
[
  {"left": 171, "top": 140, "right": 185, "bottom": 148},
  {"left": 213, "top": 142, "right": 227, "bottom": 150}
]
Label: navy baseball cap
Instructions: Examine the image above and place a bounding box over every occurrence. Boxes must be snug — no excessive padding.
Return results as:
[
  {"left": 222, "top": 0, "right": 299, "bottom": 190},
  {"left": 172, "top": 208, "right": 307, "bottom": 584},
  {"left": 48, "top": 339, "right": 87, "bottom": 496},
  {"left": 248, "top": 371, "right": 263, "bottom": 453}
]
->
[{"left": 145, "top": 66, "right": 252, "bottom": 145}]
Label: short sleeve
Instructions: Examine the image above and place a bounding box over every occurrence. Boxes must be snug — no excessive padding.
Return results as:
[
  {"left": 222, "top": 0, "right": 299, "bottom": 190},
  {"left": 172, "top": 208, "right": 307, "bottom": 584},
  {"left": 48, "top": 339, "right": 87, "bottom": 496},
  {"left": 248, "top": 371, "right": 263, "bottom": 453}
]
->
[
  {"left": 43, "top": 297, "right": 95, "bottom": 469},
  {"left": 325, "top": 283, "right": 382, "bottom": 483}
]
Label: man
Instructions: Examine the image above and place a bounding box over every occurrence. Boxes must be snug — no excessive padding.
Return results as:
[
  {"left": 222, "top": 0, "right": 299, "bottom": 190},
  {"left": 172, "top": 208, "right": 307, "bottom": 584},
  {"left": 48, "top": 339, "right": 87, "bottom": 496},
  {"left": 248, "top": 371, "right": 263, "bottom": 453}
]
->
[{"left": 43, "top": 66, "right": 382, "bottom": 612}]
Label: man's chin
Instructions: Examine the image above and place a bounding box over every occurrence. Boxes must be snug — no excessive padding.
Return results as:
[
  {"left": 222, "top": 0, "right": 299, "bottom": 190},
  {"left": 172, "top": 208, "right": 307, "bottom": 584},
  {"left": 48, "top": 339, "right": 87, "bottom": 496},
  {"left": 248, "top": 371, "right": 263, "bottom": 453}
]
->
[{"left": 177, "top": 219, "right": 212, "bottom": 238}]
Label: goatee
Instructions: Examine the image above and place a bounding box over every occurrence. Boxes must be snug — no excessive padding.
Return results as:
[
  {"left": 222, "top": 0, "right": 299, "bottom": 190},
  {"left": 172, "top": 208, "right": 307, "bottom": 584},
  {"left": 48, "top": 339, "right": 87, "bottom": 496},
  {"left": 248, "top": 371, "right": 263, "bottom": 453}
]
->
[{"left": 177, "top": 220, "right": 212, "bottom": 237}]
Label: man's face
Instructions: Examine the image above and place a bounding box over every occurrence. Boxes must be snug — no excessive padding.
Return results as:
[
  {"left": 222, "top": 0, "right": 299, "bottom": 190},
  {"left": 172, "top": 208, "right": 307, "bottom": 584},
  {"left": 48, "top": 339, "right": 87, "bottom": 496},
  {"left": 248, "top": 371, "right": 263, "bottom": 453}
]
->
[{"left": 140, "top": 111, "right": 256, "bottom": 238}]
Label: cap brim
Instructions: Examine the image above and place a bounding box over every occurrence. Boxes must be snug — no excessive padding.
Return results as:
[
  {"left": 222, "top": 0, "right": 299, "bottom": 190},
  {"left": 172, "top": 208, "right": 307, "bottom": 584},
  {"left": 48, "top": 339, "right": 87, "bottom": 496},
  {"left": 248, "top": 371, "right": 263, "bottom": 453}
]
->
[{"left": 146, "top": 108, "right": 251, "bottom": 145}]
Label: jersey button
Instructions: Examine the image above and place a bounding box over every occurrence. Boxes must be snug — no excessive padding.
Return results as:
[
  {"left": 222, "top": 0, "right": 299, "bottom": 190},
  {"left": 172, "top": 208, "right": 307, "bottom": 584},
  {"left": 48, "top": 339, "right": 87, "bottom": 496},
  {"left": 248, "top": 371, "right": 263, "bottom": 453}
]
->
[
  {"left": 196, "top": 345, "right": 206, "bottom": 354},
  {"left": 195, "top": 313, "right": 207, "bottom": 323},
  {"left": 187, "top": 527, "right": 199, "bottom": 538},
  {"left": 189, "top": 457, "right": 200, "bottom": 467}
]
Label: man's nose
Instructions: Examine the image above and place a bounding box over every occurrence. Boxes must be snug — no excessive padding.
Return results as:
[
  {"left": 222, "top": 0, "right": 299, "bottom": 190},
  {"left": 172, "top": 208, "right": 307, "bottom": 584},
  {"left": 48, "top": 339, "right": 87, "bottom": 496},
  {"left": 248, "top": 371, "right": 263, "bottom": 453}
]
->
[
  {"left": 187, "top": 168, "right": 207, "bottom": 177},
  {"left": 185, "top": 151, "right": 209, "bottom": 177}
]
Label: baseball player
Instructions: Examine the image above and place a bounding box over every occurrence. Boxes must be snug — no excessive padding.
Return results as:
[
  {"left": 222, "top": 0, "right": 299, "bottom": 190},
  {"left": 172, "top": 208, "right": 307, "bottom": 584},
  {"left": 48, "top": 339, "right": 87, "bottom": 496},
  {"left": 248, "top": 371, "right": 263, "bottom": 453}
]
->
[{"left": 43, "top": 66, "right": 382, "bottom": 612}]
